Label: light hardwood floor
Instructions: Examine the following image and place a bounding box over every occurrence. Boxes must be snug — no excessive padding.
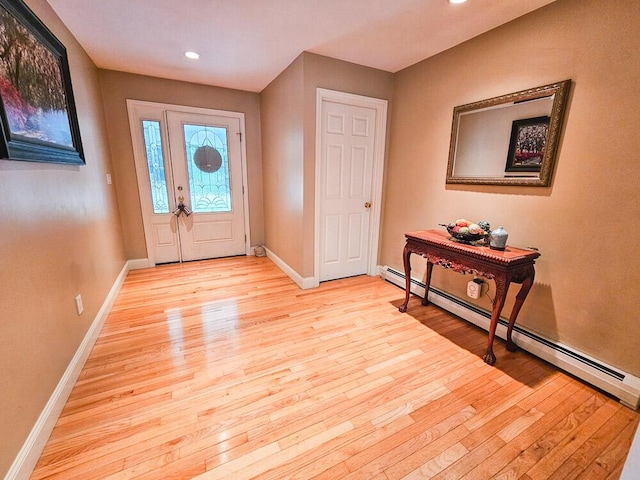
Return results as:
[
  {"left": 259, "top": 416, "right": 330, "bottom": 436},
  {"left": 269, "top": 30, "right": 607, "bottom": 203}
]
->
[{"left": 31, "top": 256, "right": 638, "bottom": 479}]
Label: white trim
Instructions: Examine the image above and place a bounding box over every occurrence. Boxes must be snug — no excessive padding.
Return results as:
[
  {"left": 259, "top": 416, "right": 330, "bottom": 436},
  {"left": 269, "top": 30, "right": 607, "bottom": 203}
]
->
[
  {"left": 126, "top": 100, "right": 252, "bottom": 265},
  {"left": 238, "top": 119, "right": 252, "bottom": 257},
  {"left": 380, "top": 265, "right": 640, "bottom": 411},
  {"left": 5, "top": 260, "right": 136, "bottom": 480},
  {"left": 265, "top": 246, "right": 318, "bottom": 290},
  {"left": 127, "top": 257, "right": 152, "bottom": 269},
  {"left": 314, "top": 88, "right": 387, "bottom": 285},
  {"left": 621, "top": 422, "right": 640, "bottom": 479}
]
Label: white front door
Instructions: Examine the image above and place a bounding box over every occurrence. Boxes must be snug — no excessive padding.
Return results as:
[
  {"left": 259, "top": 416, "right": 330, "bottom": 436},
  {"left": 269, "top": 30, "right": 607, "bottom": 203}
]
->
[
  {"left": 317, "top": 95, "right": 384, "bottom": 281},
  {"left": 128, "top": 101, "right": 249, "bottom": 264}
]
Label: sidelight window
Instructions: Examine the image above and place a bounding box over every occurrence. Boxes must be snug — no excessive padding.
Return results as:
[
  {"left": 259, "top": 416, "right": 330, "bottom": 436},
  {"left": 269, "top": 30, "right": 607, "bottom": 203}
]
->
[{"left": 141, "top": 120, "right": 169, "bottom": 214}]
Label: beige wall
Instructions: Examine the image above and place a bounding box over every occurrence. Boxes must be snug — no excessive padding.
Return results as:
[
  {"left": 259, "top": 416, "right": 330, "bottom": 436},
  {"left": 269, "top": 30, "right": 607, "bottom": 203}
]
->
[
  {"left": 261, "top": 52, "right": 394, "bottom": 277},
  {"left": 98, "top": 70, "right": 264, "bottom": 259},
  {"left": 260, "top": 55, "right": 306, "bottom": 273},
  {"left": 381, "top": 0, "right": 640, "bottom": 375},
  {"left": 0, "top": 0, "right": 126, "bottom": 475}
]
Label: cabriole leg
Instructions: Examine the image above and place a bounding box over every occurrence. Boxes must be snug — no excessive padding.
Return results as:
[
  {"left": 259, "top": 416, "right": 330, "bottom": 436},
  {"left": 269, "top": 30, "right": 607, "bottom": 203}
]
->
[
  {"left": 483, "top": 276, "right": 509, "bottom": 365},
  {"left": 399, "top": 245, "right": 412, "bottom": 313}
]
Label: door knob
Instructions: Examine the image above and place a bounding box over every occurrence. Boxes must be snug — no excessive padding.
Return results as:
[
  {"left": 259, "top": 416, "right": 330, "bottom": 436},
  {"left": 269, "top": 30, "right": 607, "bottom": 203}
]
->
[{"left": 364, "top": 202, "right": 372, "bottom": 208}]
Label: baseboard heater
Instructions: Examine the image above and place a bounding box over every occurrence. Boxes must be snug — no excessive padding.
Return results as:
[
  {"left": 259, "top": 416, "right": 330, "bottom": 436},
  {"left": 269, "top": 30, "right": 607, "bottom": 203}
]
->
[{"left": 380, "top": 265, "right": 640, "bottom": 410}]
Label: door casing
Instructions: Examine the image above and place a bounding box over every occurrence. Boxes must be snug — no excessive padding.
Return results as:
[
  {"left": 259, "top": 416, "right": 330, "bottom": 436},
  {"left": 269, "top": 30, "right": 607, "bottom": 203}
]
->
[
  {"left": 314, "top": 89, "right": 388, "bottom": 285},
  {"left": 127, "top": 100, "right": 251, "bottom": 266}
]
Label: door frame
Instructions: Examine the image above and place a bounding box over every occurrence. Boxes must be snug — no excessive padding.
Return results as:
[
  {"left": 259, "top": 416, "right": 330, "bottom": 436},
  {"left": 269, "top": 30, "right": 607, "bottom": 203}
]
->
[
  {"left": 127, "top": 99, "right": 251, "bottom": 266},
  {"left": 314, "top": 88, "right": 388, "bottom": 284}
]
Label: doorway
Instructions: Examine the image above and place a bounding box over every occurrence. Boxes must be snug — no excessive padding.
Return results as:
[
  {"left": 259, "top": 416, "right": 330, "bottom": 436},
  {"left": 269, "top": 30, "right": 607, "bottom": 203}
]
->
[
  {"left": 315, "top": 89, "right": 388, "bottom": 283},
  {"left": 128, "top": 101, "right": 250, "bottom": 265}
]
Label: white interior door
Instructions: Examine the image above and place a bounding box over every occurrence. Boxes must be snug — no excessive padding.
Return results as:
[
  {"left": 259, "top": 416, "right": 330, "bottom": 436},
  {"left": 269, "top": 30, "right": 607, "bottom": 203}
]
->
[
  {"left": 318, "top": 100, "right": 378, "bottom": 281},
  {"left": 128, "top": 101, "right": 248, "bottom": 264}
]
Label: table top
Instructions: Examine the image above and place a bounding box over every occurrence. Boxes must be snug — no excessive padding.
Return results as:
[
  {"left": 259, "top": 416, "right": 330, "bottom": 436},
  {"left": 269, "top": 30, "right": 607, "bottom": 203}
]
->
[{"left": 405, "top": 229, "right": 540, "bottom": 266}]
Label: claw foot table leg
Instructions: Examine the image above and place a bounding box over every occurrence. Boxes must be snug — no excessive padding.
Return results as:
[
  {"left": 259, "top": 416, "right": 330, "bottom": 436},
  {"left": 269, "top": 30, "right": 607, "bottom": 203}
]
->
[{"left": 483, "top": 349, "right": 497, "bottom": 365}]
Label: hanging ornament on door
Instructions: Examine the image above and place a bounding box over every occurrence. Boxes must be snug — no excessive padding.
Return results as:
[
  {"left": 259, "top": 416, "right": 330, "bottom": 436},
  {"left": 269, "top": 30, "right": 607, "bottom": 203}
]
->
[{"left": 194, "top": 146, "right": 222, "bottom": 173}]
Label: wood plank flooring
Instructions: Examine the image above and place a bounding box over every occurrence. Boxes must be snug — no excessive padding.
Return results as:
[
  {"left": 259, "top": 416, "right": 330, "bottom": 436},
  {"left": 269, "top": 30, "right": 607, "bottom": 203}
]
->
[{"left": 31, "top": 256, "right": 639, "bottom": 479}]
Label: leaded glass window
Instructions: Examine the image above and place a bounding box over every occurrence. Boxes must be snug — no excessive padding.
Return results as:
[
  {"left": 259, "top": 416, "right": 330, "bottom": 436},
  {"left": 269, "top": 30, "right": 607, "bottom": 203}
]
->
[
  {"left": 182, "top": 124, "right": 231, "bottom": 213},
  {"left": 141, "top": 120, "right": 169, "bottom": 214}
]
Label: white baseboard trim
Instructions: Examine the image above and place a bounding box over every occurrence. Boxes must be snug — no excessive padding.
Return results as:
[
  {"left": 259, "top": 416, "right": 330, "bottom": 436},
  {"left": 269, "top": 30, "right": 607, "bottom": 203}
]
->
[
  {"left": 380, "top": 265, "right": 640, "bottom": 411},
  {"left": 264, "top": 246, "right": 318, "bottom": 290},
  {"left": 127, "top": 257, "right": 151, "bottom": 269},
  {"left": 5, "top": 259, "right": 136, "bottom": 480}
]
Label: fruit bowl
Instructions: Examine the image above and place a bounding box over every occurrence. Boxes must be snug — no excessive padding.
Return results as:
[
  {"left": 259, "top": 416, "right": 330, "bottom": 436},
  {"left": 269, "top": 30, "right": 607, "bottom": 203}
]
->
[
  {"left": 440, "top": 219, "right": 490, "bottom": 245},
  {"left": 444, "top": 227, "right": 487, "bottom": 244}
]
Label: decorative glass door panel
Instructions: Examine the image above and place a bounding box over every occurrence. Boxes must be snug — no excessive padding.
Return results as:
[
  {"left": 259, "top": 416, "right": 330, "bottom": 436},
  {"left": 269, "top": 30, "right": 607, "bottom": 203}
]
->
[{"left": 182, "top": 124, "right": 232, "bottom": 213}]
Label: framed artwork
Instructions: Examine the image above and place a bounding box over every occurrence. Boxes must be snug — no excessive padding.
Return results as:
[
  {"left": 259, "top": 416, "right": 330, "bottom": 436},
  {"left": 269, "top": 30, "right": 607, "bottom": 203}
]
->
[
  {"left": 505, "top": 116, "right": 550, "bottom": 173},
  {"left": 0, "top": 0, "right": 84, "bottom": 165}
]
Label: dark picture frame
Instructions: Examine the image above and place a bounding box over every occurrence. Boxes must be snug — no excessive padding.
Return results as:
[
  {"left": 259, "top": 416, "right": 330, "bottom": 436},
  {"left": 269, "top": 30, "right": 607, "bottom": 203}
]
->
[
  {"left": 0, "top": 0, "right": 84, "bottom": 165},
  {"left": 505, "top": 116, "right": 550, "bottom": 173}
]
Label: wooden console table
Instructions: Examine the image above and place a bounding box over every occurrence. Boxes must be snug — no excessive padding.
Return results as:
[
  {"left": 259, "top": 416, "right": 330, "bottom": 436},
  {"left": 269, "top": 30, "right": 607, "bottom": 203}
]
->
[{"left": 399, "top": 229, "right": 540, "bottom": 365}]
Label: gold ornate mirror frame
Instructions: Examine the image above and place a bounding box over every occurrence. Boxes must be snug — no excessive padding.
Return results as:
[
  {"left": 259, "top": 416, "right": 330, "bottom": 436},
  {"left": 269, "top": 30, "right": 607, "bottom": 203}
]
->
[{"left": 446, "top": 79, "right": 571, "bottom": 187}]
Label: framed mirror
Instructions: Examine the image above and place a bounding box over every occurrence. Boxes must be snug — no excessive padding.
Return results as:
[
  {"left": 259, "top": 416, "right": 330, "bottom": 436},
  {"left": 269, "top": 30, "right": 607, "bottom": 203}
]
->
[{"left": 446, "top": 80, "right": 571, "bottom": 187}]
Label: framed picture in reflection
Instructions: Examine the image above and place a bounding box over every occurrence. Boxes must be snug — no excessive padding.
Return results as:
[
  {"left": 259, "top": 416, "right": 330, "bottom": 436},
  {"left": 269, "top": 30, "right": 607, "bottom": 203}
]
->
[{"left": 505, "top": 116, "right": 549, "bottom": 173}]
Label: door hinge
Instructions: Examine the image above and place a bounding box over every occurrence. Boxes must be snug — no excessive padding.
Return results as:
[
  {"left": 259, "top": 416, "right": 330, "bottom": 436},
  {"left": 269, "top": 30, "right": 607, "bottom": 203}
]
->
[{"left": 237, "top": 131, "right": 242, "bottom": 142}]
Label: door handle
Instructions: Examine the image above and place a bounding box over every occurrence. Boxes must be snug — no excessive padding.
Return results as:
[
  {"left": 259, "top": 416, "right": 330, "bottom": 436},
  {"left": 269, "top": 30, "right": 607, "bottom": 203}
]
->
[
  {"left": 364, "top": 202, "right": 372, "bottom": 208},
  {"left": 173, "top": 188, "right": 191, "bottom": 217},
  {"left": 173, "top": 193, "right": 191, "bottom": 217},
  {"left": 172, "top": 202, "right": 192, "bottom": 217}
]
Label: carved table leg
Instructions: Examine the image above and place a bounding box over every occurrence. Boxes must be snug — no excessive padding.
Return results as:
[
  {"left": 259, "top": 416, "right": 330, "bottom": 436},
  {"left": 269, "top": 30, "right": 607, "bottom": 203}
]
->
[
  {"left": 505, "top": 266, "right": 535, "bottom": 352},
  {"left": 399, "top": 245, "right": 412, "bottom": 313},
  {"left": 422, "top": 261, "right": 434, "bottom": 306},
  {"left": 483, "top": 275, "right": 509, "bottom": 365}
]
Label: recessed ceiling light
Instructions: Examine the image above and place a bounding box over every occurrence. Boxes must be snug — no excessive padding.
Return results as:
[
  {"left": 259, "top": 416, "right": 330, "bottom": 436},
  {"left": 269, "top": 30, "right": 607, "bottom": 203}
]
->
[
  {"left": 185, "top": 51, "right": 200, "bottom": 60},
  {"left": 449, "top": 0, "right": 468, "bottom": 4}
]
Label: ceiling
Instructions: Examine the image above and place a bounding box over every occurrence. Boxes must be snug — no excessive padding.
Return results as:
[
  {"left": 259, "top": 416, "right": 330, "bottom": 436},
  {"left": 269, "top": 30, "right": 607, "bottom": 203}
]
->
[{"left": 46, "top": 0, "right": 555, "bottom": 93}]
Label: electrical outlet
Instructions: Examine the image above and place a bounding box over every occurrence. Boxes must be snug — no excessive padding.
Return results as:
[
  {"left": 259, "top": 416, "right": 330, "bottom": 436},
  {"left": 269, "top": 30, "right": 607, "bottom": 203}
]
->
[
  {"left": 106, "top": 173, "right": 112, "bottom": 185},
  {"left": 466, "top": 279, "right": 483, "bottom": 299},
  {"left": 75, "top": 294, "right": 84, "bottom": 315}
]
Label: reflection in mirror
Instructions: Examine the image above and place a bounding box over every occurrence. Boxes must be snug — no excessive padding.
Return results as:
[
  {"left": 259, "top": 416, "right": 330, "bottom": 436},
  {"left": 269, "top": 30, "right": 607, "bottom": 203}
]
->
[{"left": 446, "top": 80, "right": 571, "bottom": 187}]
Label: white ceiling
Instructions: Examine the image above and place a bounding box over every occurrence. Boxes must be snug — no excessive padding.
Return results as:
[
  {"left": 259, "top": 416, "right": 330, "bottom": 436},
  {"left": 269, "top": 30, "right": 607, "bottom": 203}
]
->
[{"left": 46, "top": 0, "right": 555, "bottom": 93}]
